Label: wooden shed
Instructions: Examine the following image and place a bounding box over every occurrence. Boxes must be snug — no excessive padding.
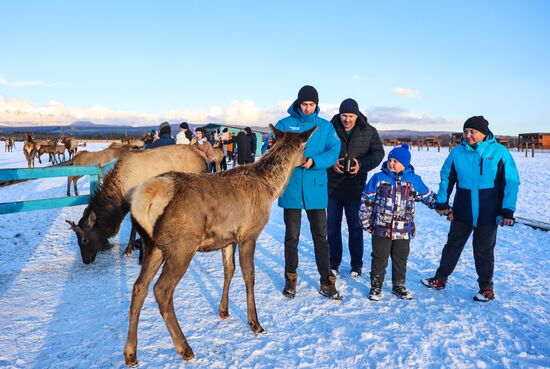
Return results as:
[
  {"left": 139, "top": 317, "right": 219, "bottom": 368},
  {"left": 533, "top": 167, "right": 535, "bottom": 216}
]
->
[{"left": 518, "top": 133, "right": 550, "bottom": 150}]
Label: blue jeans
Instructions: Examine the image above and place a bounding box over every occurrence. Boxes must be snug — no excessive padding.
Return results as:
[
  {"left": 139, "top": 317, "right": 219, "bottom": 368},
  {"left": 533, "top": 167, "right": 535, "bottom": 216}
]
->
[{"left": 327, "top": 197, "right": 364, "bottom": 272}]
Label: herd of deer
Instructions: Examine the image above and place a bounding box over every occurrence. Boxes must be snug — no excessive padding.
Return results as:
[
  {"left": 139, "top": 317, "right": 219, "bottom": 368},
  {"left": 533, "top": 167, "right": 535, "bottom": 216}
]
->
[{"left": 20, "top": 134, "right": 79, "bottom": 168}]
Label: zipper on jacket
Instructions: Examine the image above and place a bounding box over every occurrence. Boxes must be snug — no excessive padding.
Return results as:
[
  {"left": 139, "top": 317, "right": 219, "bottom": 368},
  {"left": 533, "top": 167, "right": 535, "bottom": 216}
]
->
[
  {"left": 389, "top": 176, "right": 400, "bottom": 237},
  {"left": 479, "top": 158, "right": 483, "bottom": 175}
]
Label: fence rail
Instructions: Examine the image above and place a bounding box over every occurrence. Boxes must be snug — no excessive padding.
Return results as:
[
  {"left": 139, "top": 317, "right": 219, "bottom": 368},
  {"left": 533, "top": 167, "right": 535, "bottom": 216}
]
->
[{"left": 0, "top": 160, "right": 116, "bottom": 215}]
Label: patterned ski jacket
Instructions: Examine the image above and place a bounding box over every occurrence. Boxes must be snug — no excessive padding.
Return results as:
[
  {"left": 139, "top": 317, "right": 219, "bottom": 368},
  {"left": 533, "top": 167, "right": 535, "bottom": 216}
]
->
[
  {"left": 359, "top": 163, "right": 436, "bottom": 240},
  {"left": 435, "top": 131, "right": 520, "bottom": 226}
]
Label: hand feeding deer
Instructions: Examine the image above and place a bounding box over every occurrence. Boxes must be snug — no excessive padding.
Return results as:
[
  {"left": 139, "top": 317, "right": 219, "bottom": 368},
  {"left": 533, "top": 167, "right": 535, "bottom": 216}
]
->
[{"left": 123, "top": 125, "right": 316, "bottom": 365}]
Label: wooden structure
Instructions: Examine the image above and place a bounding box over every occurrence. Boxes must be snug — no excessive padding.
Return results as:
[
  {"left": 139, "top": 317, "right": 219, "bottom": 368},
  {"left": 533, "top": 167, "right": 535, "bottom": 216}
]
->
[
  {"left": 384, "top": 138, "right": 401, "bottom": 147},
  {"left": 423, "top": 137, "right": 442, "bottom": 152},
  {"left": 495, "top": 137, "right": 513, "bottom": 149},
  {"left": 518, "top": 133, "right": 550, "bottom": 151},
  {"left": 449, "top": 132, "right": 462, "bottom": 151},
  {"left": 0, "top": 161, "right": 115, "bottom": 215}
]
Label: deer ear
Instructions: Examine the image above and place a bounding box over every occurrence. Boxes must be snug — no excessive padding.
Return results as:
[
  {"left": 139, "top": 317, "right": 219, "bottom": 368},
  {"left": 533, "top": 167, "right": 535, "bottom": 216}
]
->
[
  {"left": 85, "top": 211, "right": 97, "bottom": 229},
  {"left": 270, "top": 124, "right": 284, "bottom": 142},
  {"left": 299, "top": 126, "right": 317, "bottom": 143}
]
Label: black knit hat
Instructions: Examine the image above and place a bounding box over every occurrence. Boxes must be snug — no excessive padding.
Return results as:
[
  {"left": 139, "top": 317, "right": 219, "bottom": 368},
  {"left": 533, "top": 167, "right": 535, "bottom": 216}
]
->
[
  {"left": 159, "top": 121, "right": 171, "bottom": 135},
  {"left": 297, "top": 85, "right": 319, "bottom": 105},
  {"left": 339, "top": 98, "right": 360, "bottom": 115},
  {"left": 463, "top": 116, "right": 489, "bottom": 135},
  {"left": 180, "top": 121, "right": 189, "bottom": 129}
]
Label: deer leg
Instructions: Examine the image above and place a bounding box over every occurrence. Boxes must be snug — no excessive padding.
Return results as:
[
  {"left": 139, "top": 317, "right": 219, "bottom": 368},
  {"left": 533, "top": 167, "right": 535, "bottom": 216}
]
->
[
  {"left": 124, "top": 245, "right": 164, "bottom": 367},
  {"left": 238, "top": 240, "right": 265, "bottom": 334},
  {"left": 67, "top": 177, "right": 72, "bottom": 196},
  {"left": 219, "top": 243, "right": 236, "bottom": 319},
  {"left": 124, "top": 225, "right": 137, "bottom": 256},
  {"left": 154, "top": 253, "right": 195, "bottom": 361}
]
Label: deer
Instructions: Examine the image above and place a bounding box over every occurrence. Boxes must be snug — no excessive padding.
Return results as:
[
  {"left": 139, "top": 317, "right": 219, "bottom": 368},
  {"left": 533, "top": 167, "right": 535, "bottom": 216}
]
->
[
  {"left": 61, "top": 136, "right": 79, "bottom": 160},
  {"left": 4, "top": 137, "right": 14, "bottom": 152},
  {"left": 66, "top": 143, "right": 131, "bottom": 196},
  {"left": 65, "top": 144, "right": 209, "bottom": 264},
  {"left": 123, "top": 125, "right": 316, "bottom": 365},
  {"left": 23, "top": 135, "right": 36, "bottom": 168}
]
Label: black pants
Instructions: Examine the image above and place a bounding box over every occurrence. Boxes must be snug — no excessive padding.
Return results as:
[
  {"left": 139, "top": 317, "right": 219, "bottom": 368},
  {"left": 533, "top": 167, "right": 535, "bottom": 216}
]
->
[
  {"left": 370, "top": 236, "right": 410, "bottom": 287},
  {"left": 327, "top": 196, "right": 364, "bottom": 271},
  {"left": 435, "top": 220, "right": 497, "bottom": 290},
  {"left": 283, "top": 208, "right": 331, "bottom": 285}
]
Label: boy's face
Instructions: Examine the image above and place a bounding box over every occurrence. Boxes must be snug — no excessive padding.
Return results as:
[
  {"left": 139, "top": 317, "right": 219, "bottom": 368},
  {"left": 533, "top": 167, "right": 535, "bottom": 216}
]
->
[{"left": 387, "top": 158, "right": 405, "bottom": 173}]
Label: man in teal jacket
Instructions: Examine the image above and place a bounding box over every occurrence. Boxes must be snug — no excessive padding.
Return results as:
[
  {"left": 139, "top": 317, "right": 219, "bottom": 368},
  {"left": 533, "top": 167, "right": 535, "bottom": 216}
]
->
[
  {"left": 422, "top": 116, "right": 520, "bottom": 302},
  {"left": 276, "top": 85, "right": 342, "bottom": 300}
]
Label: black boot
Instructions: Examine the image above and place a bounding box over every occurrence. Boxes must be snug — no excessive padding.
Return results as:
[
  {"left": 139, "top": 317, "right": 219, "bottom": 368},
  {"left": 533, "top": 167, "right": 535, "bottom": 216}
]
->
[
  {"left": 368, "top": 275, "right": 384, "bottom": 301},
  {"left": 392, "top": 280, "right": 412, "bottom": 300},
  {"left": 282, "top": 272, "right": 298, "bottom": 298},
  {"left": 319, "top": 274, "right": 342, "bottom": 300}
]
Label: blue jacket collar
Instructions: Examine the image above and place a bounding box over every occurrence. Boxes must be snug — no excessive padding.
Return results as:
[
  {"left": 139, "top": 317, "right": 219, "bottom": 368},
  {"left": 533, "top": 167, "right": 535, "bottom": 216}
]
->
[{"left": 381, "top": 161, "right": 415, "bottom": 178}]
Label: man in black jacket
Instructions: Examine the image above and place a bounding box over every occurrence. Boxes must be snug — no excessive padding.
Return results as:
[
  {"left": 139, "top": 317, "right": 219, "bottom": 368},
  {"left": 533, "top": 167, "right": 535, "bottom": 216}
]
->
[{"left": 328, "top": 98, "right": 385, "bottom": 277}]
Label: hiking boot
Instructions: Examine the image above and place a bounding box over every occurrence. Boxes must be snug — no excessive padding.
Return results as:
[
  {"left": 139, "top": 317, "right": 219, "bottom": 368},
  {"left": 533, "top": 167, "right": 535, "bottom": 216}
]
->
[
  {"left": 392, "top": 286, "right": 413, "bottom": 300},
  {"left": 368, "top": 286, "right": 382, "bottom": 301},
  {"left": 319, "top": 275, "right": 342, "bottom": 300},
  {"left": 473, "top": 288, "right": 495, "bottom": 302},
  {"left": 421, "top": 277, "right": 445, "bottom": 290},
  {"left": 282, "top": 272, "right": 298, "bottom": 298},
  {"left": 350, "top": 268, "right": 362, "bottom": 278}
]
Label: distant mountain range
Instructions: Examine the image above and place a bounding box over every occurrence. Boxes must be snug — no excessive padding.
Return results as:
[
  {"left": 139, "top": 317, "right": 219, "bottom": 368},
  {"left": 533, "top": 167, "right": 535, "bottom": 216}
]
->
[{"left": 0, "top": 120, "right": 456, "bottom": 139}]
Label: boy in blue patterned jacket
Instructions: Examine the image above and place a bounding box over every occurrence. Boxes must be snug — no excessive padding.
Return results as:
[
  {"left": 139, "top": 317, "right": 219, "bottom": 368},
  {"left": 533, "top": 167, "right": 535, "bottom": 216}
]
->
[{"left": 359, "top": 144, "right": 435, "bottom": 300}]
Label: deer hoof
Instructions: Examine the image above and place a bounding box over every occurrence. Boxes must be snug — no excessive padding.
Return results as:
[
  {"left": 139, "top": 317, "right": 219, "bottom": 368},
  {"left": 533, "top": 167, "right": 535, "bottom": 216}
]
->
[
  {"left": 124, "top": 352, "right": 138, "bottom": 367},
  {"left": 219, "top": 310, "right": 229, "bottom": 320},
  {"left": 250, "top": 322, "right": 266, "bottom": 334},
  {"left": 181, "top": 348, "right": 194, "bottom": 361}
]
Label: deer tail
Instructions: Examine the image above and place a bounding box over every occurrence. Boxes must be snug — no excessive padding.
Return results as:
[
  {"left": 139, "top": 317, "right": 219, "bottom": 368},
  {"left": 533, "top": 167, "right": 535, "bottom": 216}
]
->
[{"left": 127, "top": 176, "right": 175, "bottom": 238}]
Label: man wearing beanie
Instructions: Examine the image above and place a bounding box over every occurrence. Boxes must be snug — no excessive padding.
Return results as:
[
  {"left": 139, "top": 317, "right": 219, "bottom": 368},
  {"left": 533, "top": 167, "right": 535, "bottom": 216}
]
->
[
  {"left": 146, "top": 121, "right": 176, "bottom": 149},
  {"left": 327, "top": 98, "right": 384, "bottom": 278},
  {"left": 422, "top": 115, "right": 520, "bottom": 302},
  {"left": 275, "top": 85, "right": 342, "bottom": 300}
]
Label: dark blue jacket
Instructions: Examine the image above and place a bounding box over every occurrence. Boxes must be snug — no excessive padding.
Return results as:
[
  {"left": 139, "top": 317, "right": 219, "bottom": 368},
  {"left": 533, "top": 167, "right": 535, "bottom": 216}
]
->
[
  {"left": 435, "top": 131, "right": 520, "bottom": 226},
  {"left": 146, "top": 133, "right": 176, "bottom": 149}
]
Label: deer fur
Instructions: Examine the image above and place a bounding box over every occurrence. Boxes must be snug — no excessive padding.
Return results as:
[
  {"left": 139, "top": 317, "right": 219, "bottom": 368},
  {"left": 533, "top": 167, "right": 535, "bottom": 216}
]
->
[
  {"left": 61, "top": 136, "right": 79, "bottom": 160},
  {"left": 23, "top": 135, "right": 36, "bottom": 168},
  {"left": 66, "top": 144, "right": 209, "bottom": 264},
  {"left": 4, "top": 137, "right": 14, "bottom": 152},
  {"left": 123, "top": 125, "right": 316, "bottom": 365},
  {"left": 211, "top": 146, "right": 224, "bottom": 172},
  {"left": 67, "top": 144, "right": 131, "bottom": 196}
]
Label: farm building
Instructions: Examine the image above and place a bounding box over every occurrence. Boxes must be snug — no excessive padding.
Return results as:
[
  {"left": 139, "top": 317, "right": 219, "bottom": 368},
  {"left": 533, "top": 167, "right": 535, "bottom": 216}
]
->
[{"left": 518, "top": 133, "right": 550, "bottom": 150}]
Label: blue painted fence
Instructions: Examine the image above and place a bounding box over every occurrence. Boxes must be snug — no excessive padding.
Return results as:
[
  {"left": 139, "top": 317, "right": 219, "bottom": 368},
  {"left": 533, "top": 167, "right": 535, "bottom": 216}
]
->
[{"left": 0, "top": 160, "right": 116, "bottom": 215}]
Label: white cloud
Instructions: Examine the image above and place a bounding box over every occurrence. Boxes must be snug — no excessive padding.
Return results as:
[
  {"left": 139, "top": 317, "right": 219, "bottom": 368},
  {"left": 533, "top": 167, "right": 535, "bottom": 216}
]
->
[
  {"left": 0, "top": 74, "right": 56, "bottom": 87},
  {"left": 393, "top": 87, "right": 421, "bottom": 99},
  {"left": 352, "top": 74, "right": 362, "bottom": 81}
]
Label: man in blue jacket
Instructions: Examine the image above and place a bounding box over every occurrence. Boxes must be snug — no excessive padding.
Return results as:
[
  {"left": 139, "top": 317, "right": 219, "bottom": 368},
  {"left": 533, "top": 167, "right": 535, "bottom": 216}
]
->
[
  {"left": 146, "top": 121, "right": 176, "bottom": 149},
  {"left": 276, "top": 85, "right": 342, "bottom": 300},
  {"left": 422, "top": 116, "right": 519, "bottom": 302}
]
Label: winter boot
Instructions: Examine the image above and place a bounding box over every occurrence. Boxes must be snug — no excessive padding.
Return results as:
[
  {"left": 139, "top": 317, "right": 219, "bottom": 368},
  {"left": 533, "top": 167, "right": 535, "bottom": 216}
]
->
[
  {"left": 368, "top": 275, "right": 383, "bottom": 301},
  {"left": 319, "top": 274, "right": 342, "bottom": 300},
  {"left": 392, "top": 286, "right": 413, "bottom": 300},
  {"left": 473, "top": 288, "right": 495, "bottom": 302},
  {"left": 282, "top": 272, "right": 298, "bottom": 298},
  {"left": 421, "top": 277, "right": 445, "bottom": 290},
  {"left": 350, "top": 268, "right": 362, "bottom": 278}
]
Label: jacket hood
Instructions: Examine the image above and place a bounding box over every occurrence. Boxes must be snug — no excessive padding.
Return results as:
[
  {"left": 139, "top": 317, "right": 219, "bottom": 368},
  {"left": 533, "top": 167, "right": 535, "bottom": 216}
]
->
[{"left": 287, "top": 101, "right": 320, "bottom": 123}]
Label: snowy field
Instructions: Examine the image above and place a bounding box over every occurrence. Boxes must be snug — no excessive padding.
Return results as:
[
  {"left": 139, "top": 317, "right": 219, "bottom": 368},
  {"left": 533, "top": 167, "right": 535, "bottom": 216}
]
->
[{"left": 0, "top": 141, "right": 548, "bottom": 369}]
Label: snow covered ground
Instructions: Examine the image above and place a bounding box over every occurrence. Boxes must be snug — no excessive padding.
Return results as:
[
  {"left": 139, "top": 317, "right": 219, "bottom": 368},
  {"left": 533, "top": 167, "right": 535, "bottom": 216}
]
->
[{"left": 0, "top": 141, "right": 548, "bottom": 369}]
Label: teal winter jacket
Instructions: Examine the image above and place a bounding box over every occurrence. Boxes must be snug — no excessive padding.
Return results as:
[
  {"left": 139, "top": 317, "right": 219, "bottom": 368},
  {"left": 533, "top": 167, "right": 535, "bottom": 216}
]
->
[
  {"left": 435, "top": 131, "right": 520, "bottom": 227},
  {"left": 276, "top": 103, "right": 341, "bottom": 209}
]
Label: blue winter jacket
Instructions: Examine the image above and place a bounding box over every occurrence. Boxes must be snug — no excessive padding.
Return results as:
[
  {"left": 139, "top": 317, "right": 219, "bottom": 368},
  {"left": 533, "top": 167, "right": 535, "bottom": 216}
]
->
[
  {"left": 275, "top": 103, "right": 341, "bottom": 209},
  {"left": 146, "top": 133, "right": 176, "bottom": 149},
  {"left": 435, "top": 131, "right": 520, "bottom": 227}
]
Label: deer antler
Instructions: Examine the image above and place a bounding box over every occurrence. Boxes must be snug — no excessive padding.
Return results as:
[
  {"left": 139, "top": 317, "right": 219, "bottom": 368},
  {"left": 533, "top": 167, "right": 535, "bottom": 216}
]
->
[{"left": 65, "top": 219, "right": 83, "bottom": 235}]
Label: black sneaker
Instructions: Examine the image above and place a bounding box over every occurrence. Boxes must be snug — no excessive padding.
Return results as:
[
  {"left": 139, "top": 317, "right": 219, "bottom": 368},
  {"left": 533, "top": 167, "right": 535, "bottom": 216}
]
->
[
  {"left": 392, "top": 286, "right": 413, "bottom": 300},
  {"left": 319, "top": 275, "right": 342, "bottom": 300},
  {"left": 368, "top": 287, "right": 382, "bottom": 301},
  {"left": 421, "top": 277, "right": 445, "bottom": 290}
]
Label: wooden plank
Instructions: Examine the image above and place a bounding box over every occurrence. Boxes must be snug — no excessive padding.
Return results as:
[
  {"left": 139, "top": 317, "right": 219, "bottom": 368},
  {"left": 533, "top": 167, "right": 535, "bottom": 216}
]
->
[
  {"left": 0, "top": 165, "right": 100, "bottom": 181},
  {"left": 0, "top": 195, "right": 90, "bottom": 215}
]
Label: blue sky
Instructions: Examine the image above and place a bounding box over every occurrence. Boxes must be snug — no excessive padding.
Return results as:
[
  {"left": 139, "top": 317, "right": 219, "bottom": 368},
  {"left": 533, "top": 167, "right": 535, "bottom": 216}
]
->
[{"left": 1, "top": 0, "right": 549, "bottom": 135}]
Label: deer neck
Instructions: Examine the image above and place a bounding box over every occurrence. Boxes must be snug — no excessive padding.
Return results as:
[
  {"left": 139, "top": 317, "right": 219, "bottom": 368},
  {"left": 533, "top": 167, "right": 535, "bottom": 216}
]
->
[
  {"left": 253, "top": 144, "right": 302, "bottom": 199},
  {"left": 87, "top": 175, "right": 128, "bottom": 237}
]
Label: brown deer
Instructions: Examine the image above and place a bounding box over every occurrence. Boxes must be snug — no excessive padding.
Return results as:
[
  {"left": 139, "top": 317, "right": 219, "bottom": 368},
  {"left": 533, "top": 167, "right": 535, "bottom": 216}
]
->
[
  {"left": 123, "top": 125, "right": 315, "bottom": 365},
  {"left": 211, "top": 146, "right": 224, "bottom": 172},
  {"left": 67, "top": 144, "right": 131, "bottom": 196},
  {"left": 66, "top": 144, "right": 209, "bottom": 264},
  {"left": 4, "top": 137, "right": 14, "bottom": 152},
  {"left": 61, "top": 136, "right": 79, "bottom": 159},
  {"left": 35, "top": 140, "right": 54, "bottom": 164},
  {"left": 23, "top": 135, "right": 36, "bottom": 168}
]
